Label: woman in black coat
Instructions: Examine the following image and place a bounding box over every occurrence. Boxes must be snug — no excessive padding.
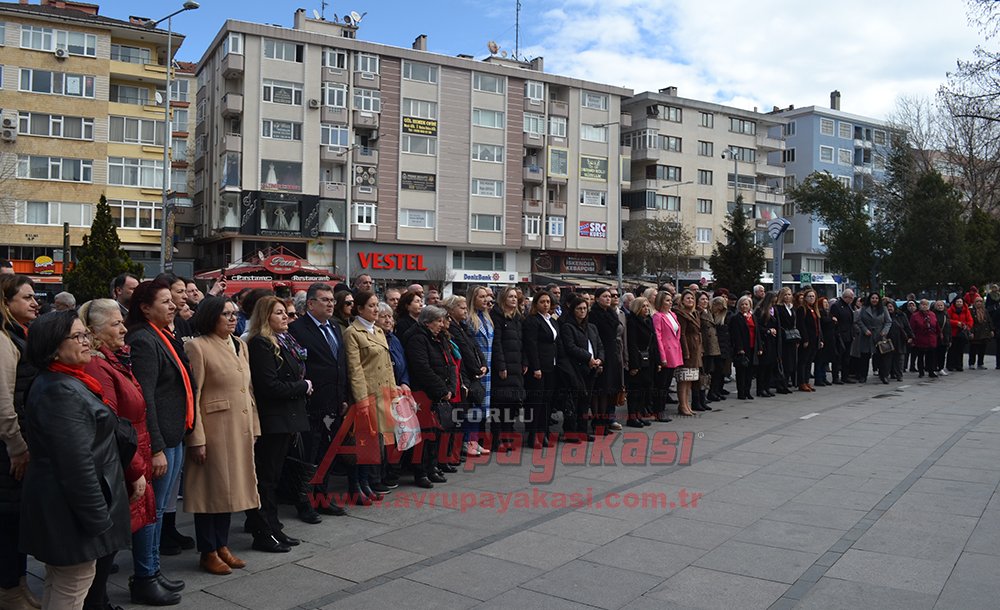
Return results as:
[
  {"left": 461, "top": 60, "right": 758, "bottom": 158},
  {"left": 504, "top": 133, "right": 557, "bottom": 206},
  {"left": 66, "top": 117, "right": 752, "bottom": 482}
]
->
[
  {"left": 795, "top": 289, "right": 821, "bottom": 392},
  {"left": 489, "top": 287, "right": 525, "bottom": 451},
  {"left": 754, "top": 293, "right": 787, "bottom": 397},
  {"left": 776, "top": 287, "right": 799, "bottom": 389},
  {"left": 522, "top": 291, "right": 558, "bottom": 448},
  {"left": 728, "top": 296, "right": 756, "bottom": 400},
  {"left": 246, "top": 296, "right": 311, "bottom": 552},
  {"left": 814, "top": 297, "right": 837, "bottom": 386},
  {"left": 556, "top": 296, "right": 603, "bottom": 442},
  {"left": 625, "top": 297, "right": 658, "bottom": 427},
  {"left": 21, "top": 311, "right": 130, "bottom": 608},
  {"left": 589, "top": 288, "right": 622, "bottom": 434}
]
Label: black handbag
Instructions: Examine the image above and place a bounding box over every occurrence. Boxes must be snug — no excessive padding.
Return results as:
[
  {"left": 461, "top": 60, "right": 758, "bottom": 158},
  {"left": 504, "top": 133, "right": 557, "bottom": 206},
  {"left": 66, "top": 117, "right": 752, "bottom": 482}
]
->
[
  {"left": 783, "top": 328, "right": 802, "bottom": 342},
  {"left": 636, "top": 349, "right": 651, "bottom": 367},
  {"left": 465, "top": 378, "right": 486, "bottom": 405},
  {"left": 734, "top": 353, "right": 750, "bottom": 369},
  {"left": 113, "top": 415, "right": 138, "bottom": 470},
  {"left": 433, "top": 402, "right": 456, "bottom": 429}
]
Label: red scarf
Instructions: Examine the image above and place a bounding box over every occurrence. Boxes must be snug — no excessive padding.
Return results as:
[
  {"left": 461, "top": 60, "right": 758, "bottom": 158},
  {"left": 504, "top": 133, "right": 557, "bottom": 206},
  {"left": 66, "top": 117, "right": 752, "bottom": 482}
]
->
[
  {"left": 49, "top": 361, "right": 113, "bottom": 409},
  {"left": 148, "top": 323, "right": 195, "bottom": 431}
]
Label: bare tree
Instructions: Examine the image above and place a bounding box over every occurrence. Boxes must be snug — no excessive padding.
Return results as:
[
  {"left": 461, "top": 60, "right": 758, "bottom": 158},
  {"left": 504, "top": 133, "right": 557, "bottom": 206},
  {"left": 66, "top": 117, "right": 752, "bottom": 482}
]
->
[{"left": 0, "top": 151, "right": 20, "bottom": 225}]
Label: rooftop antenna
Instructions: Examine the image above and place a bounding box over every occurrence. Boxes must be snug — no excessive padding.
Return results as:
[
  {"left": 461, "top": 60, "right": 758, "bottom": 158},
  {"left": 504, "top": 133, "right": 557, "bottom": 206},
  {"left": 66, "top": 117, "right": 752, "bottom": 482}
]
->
[
  {"left": 319, "top": 0, "right": 327, "bottom": 18},
  {"left": 515, "top": 0, "right": 521, "bottom": 60},
  {"left": 487, "top": 40, "right": 499, "bottom": 55}
]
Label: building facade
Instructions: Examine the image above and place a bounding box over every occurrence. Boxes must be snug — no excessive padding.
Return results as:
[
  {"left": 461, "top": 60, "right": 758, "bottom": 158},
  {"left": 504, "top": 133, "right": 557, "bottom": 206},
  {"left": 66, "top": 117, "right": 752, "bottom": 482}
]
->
[
  {"left": 0, "top": 0, "right": 193, "bottom": 291},
  {"left": 620, "top": 87, "right": 785, "bottom": 284},
  {"left": 192, "top": 11, "right": 632, "bottom": 292}
]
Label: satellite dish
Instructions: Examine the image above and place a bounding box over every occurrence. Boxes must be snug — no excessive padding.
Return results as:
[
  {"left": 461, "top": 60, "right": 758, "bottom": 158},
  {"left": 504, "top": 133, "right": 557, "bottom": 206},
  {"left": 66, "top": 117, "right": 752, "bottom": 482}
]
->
[
  {"left": 154, "top": 91, "right": 163, "bottom": 105},
  {"left": 487, "top": 40, "right": 499, "bottom": 54},
  {"left": 350, "top": 10, "right": 363, "bottom": 24},
  {"left": 343, "top": 14, "right": 352, "bottom": 24},
  {"left": 500, "top": 50, "right": 508, "bottom": 58},
  {"left": 312, "top": 9, "right": 321, "bottom": 19}
]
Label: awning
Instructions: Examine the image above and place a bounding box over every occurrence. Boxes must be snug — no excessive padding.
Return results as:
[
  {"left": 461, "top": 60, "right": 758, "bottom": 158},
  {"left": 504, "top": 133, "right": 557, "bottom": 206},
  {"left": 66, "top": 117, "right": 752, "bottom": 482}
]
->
[{"left": 532, "top": 273, "right": 619, "bottom": 289}]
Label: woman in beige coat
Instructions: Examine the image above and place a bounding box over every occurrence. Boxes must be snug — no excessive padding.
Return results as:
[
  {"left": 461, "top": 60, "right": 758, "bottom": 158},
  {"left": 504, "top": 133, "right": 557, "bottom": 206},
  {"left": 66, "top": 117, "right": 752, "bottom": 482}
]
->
[
  {"left": 184, "top": 296, "right": 260, "bottom": 576},
  {"left": 343, "top": 290, "right": 394, "bottom": 505}
]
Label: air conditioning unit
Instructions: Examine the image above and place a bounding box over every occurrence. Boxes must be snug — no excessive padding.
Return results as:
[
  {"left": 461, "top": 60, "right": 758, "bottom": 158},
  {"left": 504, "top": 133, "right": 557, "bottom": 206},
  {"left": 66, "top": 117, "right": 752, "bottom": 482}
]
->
[
  {"left": 368, "top": 130, "right": 379, "bottom": 142},
  {"left": 54, "top": 47, "right": 68, "bottom": 59},
  {"left": 307, "top": 99, "right": 321, "bottom": 109},
  {"left": 1, "top": 118, "right": 15, "bottom": 129},
  {"left": 1, "top": 129, "right": 17, "bottom": 142}
]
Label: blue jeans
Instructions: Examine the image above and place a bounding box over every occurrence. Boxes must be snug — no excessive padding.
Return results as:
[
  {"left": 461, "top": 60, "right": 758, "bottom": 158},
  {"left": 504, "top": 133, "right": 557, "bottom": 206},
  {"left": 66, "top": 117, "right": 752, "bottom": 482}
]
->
[
  {"left": 131, "top": 524, "right": 156, "bottom": 578},
  {"left": 142, "top": 444, "right": 184, "bottom": 577},
  {"left": 462, "top": 403, "right": 483, "bottom": 443}
]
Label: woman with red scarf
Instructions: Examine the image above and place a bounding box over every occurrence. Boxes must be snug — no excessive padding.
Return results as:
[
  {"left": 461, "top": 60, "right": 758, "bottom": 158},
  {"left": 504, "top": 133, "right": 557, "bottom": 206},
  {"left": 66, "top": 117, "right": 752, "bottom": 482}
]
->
[{"left": 20, "top": 311, "right": 131, "bottom": 609}]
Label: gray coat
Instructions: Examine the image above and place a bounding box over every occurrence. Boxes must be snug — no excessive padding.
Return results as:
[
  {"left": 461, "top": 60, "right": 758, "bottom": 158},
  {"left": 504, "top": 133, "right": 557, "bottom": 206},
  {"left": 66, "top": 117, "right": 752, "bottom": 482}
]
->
[{"left": 851, "top": 306, "right": 891, "bottom": 357}]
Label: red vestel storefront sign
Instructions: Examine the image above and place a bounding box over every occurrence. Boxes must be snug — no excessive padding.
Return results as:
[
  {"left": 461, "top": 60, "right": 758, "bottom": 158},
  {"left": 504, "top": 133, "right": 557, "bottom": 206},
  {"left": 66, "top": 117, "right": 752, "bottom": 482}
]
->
[{"left": 357, "top": 252, "right": 428, "bottom": 272}]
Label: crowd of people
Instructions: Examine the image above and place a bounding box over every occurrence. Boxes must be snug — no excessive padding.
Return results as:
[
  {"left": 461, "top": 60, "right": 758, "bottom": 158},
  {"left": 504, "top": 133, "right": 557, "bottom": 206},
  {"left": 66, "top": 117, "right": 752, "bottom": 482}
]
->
[{"left": 1, "top": 264, "right": 998, "bottom": 609}]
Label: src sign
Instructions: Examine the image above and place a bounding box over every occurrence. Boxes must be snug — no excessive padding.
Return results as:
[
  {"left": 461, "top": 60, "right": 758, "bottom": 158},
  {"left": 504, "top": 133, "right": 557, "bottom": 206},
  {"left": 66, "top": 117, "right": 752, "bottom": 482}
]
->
[{"left": 579, "top": 221, "right": 608, "bottom": 238}]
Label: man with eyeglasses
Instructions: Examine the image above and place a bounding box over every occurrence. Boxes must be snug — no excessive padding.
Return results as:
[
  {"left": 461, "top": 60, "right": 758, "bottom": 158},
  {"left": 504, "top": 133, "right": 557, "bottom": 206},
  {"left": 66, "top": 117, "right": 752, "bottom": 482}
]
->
[{"left": 287, "top": 283, "right": 349, "bottom": 520}]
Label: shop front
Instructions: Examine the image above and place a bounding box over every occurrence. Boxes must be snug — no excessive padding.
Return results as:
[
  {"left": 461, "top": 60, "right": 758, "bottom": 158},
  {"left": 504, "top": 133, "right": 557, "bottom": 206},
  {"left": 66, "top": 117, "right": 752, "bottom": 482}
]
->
[
  {"left": 334, "top": 242, "right": 447, "bottom": 289},
  {"left": 195, "top": 247, "right": 337, "bottom": 297},
  {"left": 530, "top": 250, "right": 615, "bottom": 290}
]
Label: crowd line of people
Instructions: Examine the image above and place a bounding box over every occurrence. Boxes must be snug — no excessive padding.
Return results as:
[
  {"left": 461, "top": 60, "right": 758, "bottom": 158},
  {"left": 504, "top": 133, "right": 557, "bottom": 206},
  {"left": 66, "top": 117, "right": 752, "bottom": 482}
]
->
[{"left": 1, "top": 265, "right": 998, "bottom": 609}]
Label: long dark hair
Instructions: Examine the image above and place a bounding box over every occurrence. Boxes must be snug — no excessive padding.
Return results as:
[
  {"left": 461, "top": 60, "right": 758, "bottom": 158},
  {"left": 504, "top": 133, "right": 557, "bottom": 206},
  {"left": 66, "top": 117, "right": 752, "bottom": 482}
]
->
[
  {"left": 755, "top": 292, "right": 776, "bottom": 324},
  {"left": 125, "top": 279, "right": 173, "bottom": 330},
  {"left": 0, "top": 274, "right": 34, "bottom": 332},
  {"left": 25, "top": 310, "right": 78, "bottom": 369}
]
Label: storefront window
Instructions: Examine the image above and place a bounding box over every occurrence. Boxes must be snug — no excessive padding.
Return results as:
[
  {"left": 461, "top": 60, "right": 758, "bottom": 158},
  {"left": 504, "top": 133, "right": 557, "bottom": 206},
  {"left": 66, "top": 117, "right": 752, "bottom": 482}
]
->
[
  {"left": 260, "top": 160, "right": 302, "bottom": 192},
  {"left": 260, "top": 199, "right": 301, "bottom": 232},
  {"left": 318, "top": 199, "right": 345, "bottom": 235}
]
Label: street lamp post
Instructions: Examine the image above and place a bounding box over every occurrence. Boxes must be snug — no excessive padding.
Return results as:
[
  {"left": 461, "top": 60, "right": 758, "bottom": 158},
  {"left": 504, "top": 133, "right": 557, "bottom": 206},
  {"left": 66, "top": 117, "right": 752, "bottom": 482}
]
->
[
  {"left": 335, "top": 144, "right": 362, "bottom": 282},
  {"left": 145, "top": 1, "right": 199, "bottom": 274},
  {"left": 595, "top": 121, "right": 624, "bottom": 291}
]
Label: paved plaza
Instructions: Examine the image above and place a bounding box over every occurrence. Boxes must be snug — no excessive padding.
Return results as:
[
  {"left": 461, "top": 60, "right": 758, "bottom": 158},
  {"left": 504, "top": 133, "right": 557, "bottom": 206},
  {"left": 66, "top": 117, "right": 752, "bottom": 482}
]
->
[{"left": 36, "top": 359, "right": 1000, "bottom": 609}]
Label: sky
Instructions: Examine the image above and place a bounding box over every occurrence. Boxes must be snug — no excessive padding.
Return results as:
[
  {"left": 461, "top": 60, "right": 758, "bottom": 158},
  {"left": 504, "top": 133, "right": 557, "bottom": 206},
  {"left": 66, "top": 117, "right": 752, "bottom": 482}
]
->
[{"left": 106, "top": 0, "right": 982, "bottom": 121}]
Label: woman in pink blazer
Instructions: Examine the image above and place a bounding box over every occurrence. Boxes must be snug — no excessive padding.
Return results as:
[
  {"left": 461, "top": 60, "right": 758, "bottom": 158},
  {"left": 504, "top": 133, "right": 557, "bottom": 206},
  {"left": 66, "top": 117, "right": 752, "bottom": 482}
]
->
[{"left": 651, "top": 291, "right": 683, "bottom": 421}]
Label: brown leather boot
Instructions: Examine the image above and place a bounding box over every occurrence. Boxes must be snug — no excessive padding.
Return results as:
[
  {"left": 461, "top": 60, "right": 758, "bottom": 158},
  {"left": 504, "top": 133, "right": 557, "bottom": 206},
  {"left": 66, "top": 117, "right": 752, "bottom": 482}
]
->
[
  {"left": 216, "top": 546, "right": 246, "bottom": 569},
  {"left": 199, "top": 551, "right": 232, "bottom": 575}
]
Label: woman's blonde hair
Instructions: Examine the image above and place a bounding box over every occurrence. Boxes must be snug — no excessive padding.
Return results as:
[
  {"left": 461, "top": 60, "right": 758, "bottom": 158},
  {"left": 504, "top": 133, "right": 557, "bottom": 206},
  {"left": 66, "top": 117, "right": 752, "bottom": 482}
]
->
[
  {"left": 630, "top": 296, "right": 650, "bottom": 315},
  {"left": 654, "top": 290, "right": 673, "bottom": 312},
  {"left": 247, "top": 295, "right": 285, "bottom": 358},
  {"left": 78, "top": 298, "right": 121, "bottom": 352},
  {"left": 465, "top": 285, "right": 491, "bottom": 333}
]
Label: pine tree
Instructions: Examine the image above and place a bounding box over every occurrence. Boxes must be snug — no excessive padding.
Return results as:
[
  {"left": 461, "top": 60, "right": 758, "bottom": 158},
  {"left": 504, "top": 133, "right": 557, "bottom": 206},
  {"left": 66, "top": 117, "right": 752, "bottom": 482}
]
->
[
  {"left": 708, "top": 196, "right": 767, "bottom": 294},
  {"left": 64, "top": 195, "right": 144, "bottom": 303}
]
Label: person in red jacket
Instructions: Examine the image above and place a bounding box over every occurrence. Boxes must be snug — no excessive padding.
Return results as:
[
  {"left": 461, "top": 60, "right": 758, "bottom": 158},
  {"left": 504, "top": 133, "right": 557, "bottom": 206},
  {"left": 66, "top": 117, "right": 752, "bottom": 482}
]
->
[
  {"left": 946, "top": 297, "right": 974, "bottom": 372},
  {"left": 909, "top": 299, "right": 938, "bottom": 378}
]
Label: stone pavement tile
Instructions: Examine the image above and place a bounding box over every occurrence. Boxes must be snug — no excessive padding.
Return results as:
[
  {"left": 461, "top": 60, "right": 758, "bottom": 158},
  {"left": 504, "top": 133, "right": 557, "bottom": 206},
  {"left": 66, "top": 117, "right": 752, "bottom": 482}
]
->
[
  {"left": 473, "top": 586, "right": 600, "bottom": 609},
  {"left": 369, "top": 522, "right": 489, "bottom": 556},
  {"left": 782, "top": 449, "right": 856, "bottom": 468},
  {"left": 733, "top": 518, "right": 846, "bottom": 554},
  {"left": 791, "top": 485, "right": 887, "bottom": 511},
  {"left": 889, "top": 489, "right": 991, "bottom": 518},
  {"left": 659, "top": 469, "right": 743, "bottom": 492},
  {"left": 756, "top": 459, "right": 839, "bottom": 480},
  {"left": 961, "top": 512, "right": 1000, "bottom": 556},
  {"left": 921, "top": 464, "right": 1000, "bottom": 486},
  {"left": 520, "top": 559, "right": 664, "bottom": 610},
  {"left": 711, "top": 449, "right": 783, "bottom": 466},
  {"left": 580, "top": 535, "right": 707, "bottom": 578},
  {"left": 644, "top": 566, "right": 787, "bottom": 610},
  {"left": 792, "top": 576, "right": 937, "bottom": 610},
  {"left": 834, "top": 462, "right": 917, "bottom": 481},
  {"left": 730, "top": 472, "right": 818, "bottom": 494},
  {"left": 730, "top": 434, "right": 817, "bottom": 456},
  {"left": 291, "top": 516, "right": 394, "bottom": 549},
  {"left": 667, "top": 498, "right": 771, "bottom": 528},
  {"left": 937, "top": 447, "right": 1000, "bottom": 471},
  {"left": 630, "top": 514, "right": 742, "bottom": 551},
  {"left": 852, "top": 510, "right": 978, "bottom": 561},
  {"left": 113, "top": 589, "right": 248, "bottom": 609},
  {"left": 824, "top": 549, "right": 952, "bottom": 595},
  {"left": 297, "top": 540, "right": 427, "bottom": 583},
  {"left": 935, "top": 552, "right": 1000, "bottom": 610},
  {"left": 319, "top": 578, "right": 478, "bottom": 610},
  {"left": 344, "top": 500, "right": 453, "bottom": 528},
  {"left": 692, "top": 540, "right": 818, "bottom": 584},
  {"left": 619, "top": 596, "right": 702, "bottom": 610},
  {"left": 701, "top": 481, "right": 802, "bottom": 509},
  {"left": 473, "top": 530, "right": 599, "bottom": 569},
  {"left": 407, "top": 553, "right": 539, "bottom": 601},
  {"left": 202, "top": 563, "right": 351, "bottom": 610},
  {"left": 681, "top": 459, "right": 760, "bottom": 478},
  {"left": 529, "top": 511, "right": 639, "bottom": 546},
  {"left": 429, "top": 500, "right": 544, "bottom": 532},
  {"left": 906, "top": 476, "right": 996, "bottom": 502}
]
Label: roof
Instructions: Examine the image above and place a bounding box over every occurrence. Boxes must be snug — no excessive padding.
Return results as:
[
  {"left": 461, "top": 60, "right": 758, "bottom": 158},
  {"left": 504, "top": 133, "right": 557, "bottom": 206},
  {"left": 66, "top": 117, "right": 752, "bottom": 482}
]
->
[{"left": 0, "top": 1, "right": 178, "bottom": 38}]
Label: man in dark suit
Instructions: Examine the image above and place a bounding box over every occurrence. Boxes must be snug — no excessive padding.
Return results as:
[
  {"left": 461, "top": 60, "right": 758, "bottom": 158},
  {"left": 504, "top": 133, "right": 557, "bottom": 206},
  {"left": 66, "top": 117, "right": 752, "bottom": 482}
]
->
[
  {"left": 829, "top": 289, "right": 856, "bottom": 384},
  {"left": 111, "top": 272, "right": 139, "bottom": 318},
  {"left": 288, "top": 282, "right": 348, "bottom": 519}
]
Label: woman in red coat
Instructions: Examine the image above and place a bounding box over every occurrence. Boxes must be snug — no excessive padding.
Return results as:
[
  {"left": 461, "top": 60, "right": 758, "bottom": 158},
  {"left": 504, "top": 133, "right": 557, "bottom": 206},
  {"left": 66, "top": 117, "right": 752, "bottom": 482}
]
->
[
  {"left": 946, "top": 296, "right": 974, "bottom": 372},
  {"left": 80, "top": 299, "right": 175, "bottom": 606},
  {"left": 909, "top": 299, "right": 938, "bottom": 378}
]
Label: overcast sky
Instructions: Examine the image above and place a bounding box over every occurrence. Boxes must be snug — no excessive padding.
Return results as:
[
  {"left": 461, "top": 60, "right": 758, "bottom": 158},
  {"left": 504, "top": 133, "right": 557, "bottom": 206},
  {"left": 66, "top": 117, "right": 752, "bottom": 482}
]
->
[{"left": 115, "top": 0, "right": 980, "bottom": 120}]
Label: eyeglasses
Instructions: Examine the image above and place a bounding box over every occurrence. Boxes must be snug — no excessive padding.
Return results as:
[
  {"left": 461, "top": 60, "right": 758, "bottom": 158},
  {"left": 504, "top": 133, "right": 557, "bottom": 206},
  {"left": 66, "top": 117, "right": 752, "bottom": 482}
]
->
[
  {"left": 221, "top": 311, "right": 238, "bottom": 319},
  {"left": 310, "top": 297, "right": 335, "bottom": 304},
  {"left": 610, "top": 293, "right": 620, "bottom": 297},
  {"left": 344, "top": 301, "right": 355, "bottom": 306},
  {"left": 287, "top": 312, "right": 299, "bottom": 318},
  {"left": 66, "top": 332, "right": 93, "bottom": 345}
]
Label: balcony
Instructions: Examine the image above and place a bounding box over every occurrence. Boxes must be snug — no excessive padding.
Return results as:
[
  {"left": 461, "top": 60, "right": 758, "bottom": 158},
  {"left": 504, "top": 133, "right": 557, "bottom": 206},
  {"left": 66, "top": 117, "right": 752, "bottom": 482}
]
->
[
  {"left": 220, "top": 133, "right": 241, "bottom": 153},
  {"left": 221, "top": 93, "right": 243, "bottom": 118},
  {"left": 548, "top": 174, "right": 567, "bottom": 186},
  {"left": 353, "top": 146, "right": 378, "bottom": 165},
  {"left": 546, "top": 199, "right": 567, "bottom": 215},
  {"left": 109, "top": 59, "right": 167, "bottom": 83},
  {"left": 755, "top": 162, "right": 784, "bottom": 178},
  {"left": 351, "top": 223, "right": 376, "bottom": 241},
  {"left": 319, "top": 145, "right": 347, "bottom": 163},
  {"left": 523, "top": 131, "right": 544, "bottom": 148},
  {"left": 353, "top": 71, "right": 381, "bottom": 88},
  {"left": 756, "top": 134, "right": 785, "bottom": 151},
  {"left": 524, "top": 97, "right": 545, "bottom": 113},
  {"left": 549, "top": 100, "right": 568, "bottom": 117},
  {"left": 630, "top": 147, "right": 661, "bottom": 162},
  {"left": 353, "top": 110, "right": 379, "bottom": 130},
  {"left": 523, "top": 165, "right": 544, "bottom": 183},
  {"left": 321, "top": 181, "right": 347, "bottom": 199},
  {"left": 753, "top": 185, "right": 785, "bottom": 205},
  {"left": 523, "top": 198, "right": 543, "bottom": 214},
  {"left": 854, "top": 138, "right": 873, "bottom": 149},
  {"left": 321, "top": 67, "right": 349, "bottom": 84},
  {"left": 322, "top": 106, "right": 348, "bottom": 124},
  {"left": 353, "top": 185, "right": 378, "bottom": 202},
  {"left": 221, "top": 53, "right": 244, "bottom": 79}
]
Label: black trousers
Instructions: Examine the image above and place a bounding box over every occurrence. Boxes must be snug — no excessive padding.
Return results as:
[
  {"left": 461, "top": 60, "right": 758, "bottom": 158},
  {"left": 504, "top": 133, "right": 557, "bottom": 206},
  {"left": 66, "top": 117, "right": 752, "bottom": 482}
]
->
[
  {"left": 969, "top": 342, "right": 988, "bottom": 367},
  {"left": 833, "top": 338, "right": 852, "bottom": 380},
  {"left": 797, "top": 343, "right": 818, "bottom": 386},
  {"left": 936, "top": 344, "right": 949, "bottom": 371},
  {"left": 914, "top": 347, "right": 936, "bottom": 374},
  {"left": 947, "top": 335, "right": 968, "bottom": 370},
  {"left": 653, "top": 367, "right": 674, "bottom": 413},
  {"left": 756, "top": 362, "right": 777, "bottom": 395},
  {"left": 523, "top": 373, "right": 553, "bottom": 438},
  {"left": 781, "top": 341, "right": 798, "bottom": 386},
  {"left": 0, "top": 510, "right": 25, "bottom": 589},
  {"left": 734, "top": 362, "right": 754, "bottom": 397},
  {"left": 82, "top": 553, "right": 116, "bottom": 610},
  {"left": 853, "top": 354, "right": 872, "bottom": 380},
  {"left": 194, "top": 513, "right": 232, "bottom": 553},
  {"left": 254, "top": 432, "right": 292, "bottom": 534},
  {"left": 559, "top": 389, "right": 588, "bottom": 434},
  {"left": 706, "top": 356, "right": 724, "bottom": 397},
  {"left": 626, "top": 366, "right": 654, "bottom": 419}
]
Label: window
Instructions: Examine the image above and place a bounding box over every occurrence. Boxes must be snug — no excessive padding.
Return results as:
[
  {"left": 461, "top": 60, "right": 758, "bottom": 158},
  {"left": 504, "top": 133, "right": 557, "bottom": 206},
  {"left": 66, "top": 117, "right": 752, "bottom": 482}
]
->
[
  {"left": 353, "top": 88, "right": 381, "bottom": 112},
  {"left": 836, "top": 175, "right": 852, "bottom": 189},
  {"left": 665, "top": 106, "right": 682, "bottom": 123},
  {"left": 17, "top": 112, "right": 93, "bottom": 140},
  {"left": 729, "top": 117, "right": 756, "bottom": 135},
  {"left": 354, "top": 203, "right": 376, "bottom": 225},
  {"left": 547, "top": 216, "right": 565, "bottom": 237},
  {"left": 108, "top": 199, "right": 161, "bottom": 229},
  {"left": 819, "top": 145, "right": 834, "bottom": 163},
  {"left": 110, "top": 84, "right": 148, "bottom": 105},
  {"left": 782, "top": 229, "right": 795, "bottom": 245},
  {"left": 170, "top": 79, "right": 189, "bottom": 102},
  {"left": 581, "top": 124, "right": 607, "bottom": 142},
  {"left": 873, "top": 129, "right": 887, "bottom": 146},
  {"left": 472, "top": 108, "right": 504, "bottom": 129},
  {"left": 17, "top": 156, "right": 92, "bottom": 182},
  {"left": 696, "top": 228, "right": 713, "bottom": 243},
  {"left": 196, "top": 99, "right": 206, "bottom": 123},
  {"left": 785, "top": 121, "right": 796, "bottom": 137},
  {"left": 818, "top": 228, "right": 830, "bottom": 245},
  {"left": 401, "top": 134, "right": 437, "bottom": 155},
  {"left": 548, "top": 148, "right": 568, "bottom": 176},
  {"left": 874, "top": 154, "right": 886, "bottom": 171},
  {"left": 322, "top": 83, "right": 347, "bottom": 108},
  {"left": 323, "top": 48, "right": 348, "bottom": 69},
  {"left": 21, "top": 26, "right": 96, "bottom": 57},
  {"left": 581, "top": 91, "right": 608, "bottom": 110},
  {"left": 661, "top": 135, "right": 682, "bottom": 152},
  {"left": 473, "top": 72, "right": 504, "bottom": 93},
  {"left": 171, "top": 169, "right": 188, "bottom": 193},
  {"left": 472, "top": 143, "right": 503, "bottom": 163},
  {"left": 697, "top": 169, "right": 713, "bottom": 185},
  {"left": 16, "top": 201, "right": 93, "bottom": 226},
  {"left": 729, "top": 146, "right": 756, "bottom": 162},
  {"left": 646, "top": 165, "right": 682, "bottom": 181},
  {"left": 224, "top": 32, "right": 243, "bottom": 56},
  {"left": 698, "top": 141, "right": 713, "bottom": 157},
  {"left": 171, "top": 108, "right": 189, "bottom": 133},
  {"left": 21, "top": 25, "right": 53, "bottom": 51},
  {"left": 783, "top": 148, "right": 796, "bottom": 163},
  {"left": 548, "top": 116, "right": 567, "bottom": 137},
  {"left": 261, "top": 160, "right": 303, "bottom": 192},
  {"left": 471, "top": 213, "right": 502, "bottom": 231},
  {"left": 783, "top": 175, "right": 797, "bottom": 191},
  {"left": 697, "top": 198, "right": 713, "bottom": 214},
  {"left": 453, "top": 250, "right": 505, "bottom": 270},
  {"left": 471, "top": 179, "right": 503, "bottom": 197},
  {"left": 820, "top": 118, "right": 835, "bottom": 136},
  {"left": 525, "top": 81, "right": 544, "bottom": 101},
  {"left": 262, "top": 79, "right": 303, "bottom": 105},
  {"left": 19, "top": 69, "right": 95, "bottom": 98},
  {"left": 402, "top": 61, "right": 437, "bottom": 82},
  {"left": 25, "top": 201, "right": 48, "bottom": 224},
  {"left": 804, "top": 258, "right": 826, "bottom": 273},
  {"left": 261, "top": 119, "right": 303, "bottom": 141},
  {"left": 171, "top": 139, "right": 187, "bottom": 162},
  {"left": 402, "top": 98, "right": 437, "bottom": 119},
  {"left": 111, "top": 44, "right": 151, "bottom": 64},
  {"left": 107, "top": 157, "right": 163, "bottom": 188},
  {"left": 838, "top": 148, "right": 853, "bottom": 165},
  {"left": 839, "top": 121, "right": 852, "bottom": 139},
  {"left": 580, "top": 189, "right": 606, "bottom": 206},
  {"left": 699, "top": 112, "right": 714, "bottom": 128},
  {"left": 321, "top": 124, "right": 349, "bottom": 148},
  {"left": 400, "top": 209, "right": 434, "bottom": 228},
  {"left": 661, "top": 195, "right": 681, "bottom": 211},
  {"left": 524, "top": 113, "right": 544, "bottom": 136},
  {"left": 0, "top": 22, "right": 5, "bottom": 46},
  {"left": 355, "top": 53, "right": 379, "bottom": 74},
  {"left": 109, "top": 116, "right": 165, "bottom": 145},
  {"left": 524, "top": 214, "right": 540, "bottom": 235},
  {"left": 263, "top": 39, "right": 303, "bottom": 62}
]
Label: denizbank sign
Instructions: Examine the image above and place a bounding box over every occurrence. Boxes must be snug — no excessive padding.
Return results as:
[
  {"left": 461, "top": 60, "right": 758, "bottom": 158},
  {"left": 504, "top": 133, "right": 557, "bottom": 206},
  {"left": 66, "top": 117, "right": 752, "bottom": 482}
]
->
[{"left": 457, "top": 271, "right": 516, "bottom": 283}]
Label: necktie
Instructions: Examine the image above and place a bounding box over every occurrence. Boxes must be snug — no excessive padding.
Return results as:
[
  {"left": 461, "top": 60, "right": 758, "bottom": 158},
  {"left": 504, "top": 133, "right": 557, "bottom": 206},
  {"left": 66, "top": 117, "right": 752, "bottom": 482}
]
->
[{"left": 320, "top": 323, "right": 339, "bottom": 357}]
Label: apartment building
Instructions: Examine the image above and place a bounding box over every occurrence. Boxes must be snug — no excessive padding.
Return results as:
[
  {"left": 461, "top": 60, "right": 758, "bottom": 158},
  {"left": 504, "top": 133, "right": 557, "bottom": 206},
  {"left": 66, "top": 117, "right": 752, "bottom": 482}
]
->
[
  {"left": 620, "top": 87, "right": 786, "bottom": 284},
  {"left": 192, "top": 10, "right": 632, "bottom": 291},
  {"left": 0, "top": 0, "right": 193, "bottom": 288},
  {"left": 773, "top": 91, "right": 893, "bottom": 292}
]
